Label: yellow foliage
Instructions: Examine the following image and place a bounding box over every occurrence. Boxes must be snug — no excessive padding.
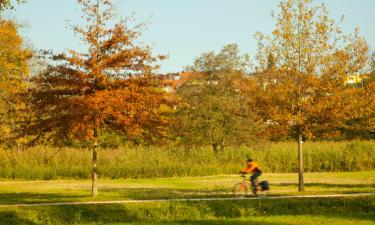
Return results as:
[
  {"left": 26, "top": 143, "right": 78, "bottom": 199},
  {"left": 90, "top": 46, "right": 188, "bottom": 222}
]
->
[
  {"left": 253, "top": 0, "right": 369, "bottom": 140},
  {"left": 0, "top": 18, "right": 31, "bottom": 144}
]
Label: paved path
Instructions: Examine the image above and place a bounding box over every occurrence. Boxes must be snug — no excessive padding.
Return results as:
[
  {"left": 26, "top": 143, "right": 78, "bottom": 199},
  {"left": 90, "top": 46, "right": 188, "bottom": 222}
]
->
[{"left": 0, "top": 193, "right": 374, "bottom": 208}]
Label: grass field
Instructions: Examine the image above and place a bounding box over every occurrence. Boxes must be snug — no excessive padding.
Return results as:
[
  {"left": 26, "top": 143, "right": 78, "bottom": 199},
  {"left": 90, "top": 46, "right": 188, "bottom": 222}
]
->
[
  {"left": 1, "top": 140, "right": 374, "bottom": 180},
  {"left": 1, "top": 196, "right": 375, "bottom": 225},
  {"left": 0, "top": 171, "right": 374, "bottom": 224},
  {"left": 0, "top": 171, "right": 374, "bottom": 204}
]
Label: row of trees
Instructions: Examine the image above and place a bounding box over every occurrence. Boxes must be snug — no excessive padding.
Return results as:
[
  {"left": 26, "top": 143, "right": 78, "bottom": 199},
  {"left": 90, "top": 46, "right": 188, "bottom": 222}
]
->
[
  {"left": 1, "top": 0, "right": 374, "bottom": 194},
  {"left": 179, "top": 0, "right": 374, "bottom": 147},
  {"left": 176, "top": 0, "right": 374, "bottom": 191},
  {"left": 2, "top": 0, "right": 373, "bottom": 148}
]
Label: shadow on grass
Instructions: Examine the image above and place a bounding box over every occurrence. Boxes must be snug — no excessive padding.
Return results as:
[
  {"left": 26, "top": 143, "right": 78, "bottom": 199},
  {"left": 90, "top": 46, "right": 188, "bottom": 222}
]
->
[
  {"left": 1, "top": 182, "right": 374, "bottom": 205},
  {"left": 0, "top": 192, "right": 87, "bottom": 204},
  {"left": 0, "top": 211, "right": 36, "bottom": 225},
  {"left": 98, "top": 182, "right": 375, "bottom": 199},
  {"left": 1, "top": 180, "right": 375, "bottom": 205},
  {"left": 99, "top": 187, "right": 229, "bottom": 199},
  {"left": 156, "top": 219, "right": 286, "bottom": 225},
  {"left": 275, "top": 182, "right": 375, "bottom": 189},
  {"left": 0, "top": 187, "right": 230, "bottom": 204}
]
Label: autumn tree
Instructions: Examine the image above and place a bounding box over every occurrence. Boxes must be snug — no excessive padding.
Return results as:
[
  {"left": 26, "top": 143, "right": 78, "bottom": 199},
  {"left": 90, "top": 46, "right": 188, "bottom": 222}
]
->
[
  {"left": 0, "top": 0, "right": 25, "bottom": 10},
  {"left": 342, "top": 52, "right": 375, "bottom": 139},
  {"left": 253, "top": 0, "right": 368, "bottom": 191},
  {"left": 21, "top": 0, "right": 173, "bottom": 197},
  {"left": 176, "top": 44, "right": 259, "bottom": 152},
  {"left": 0, "top": 18, "right": 31, "bottom": 147}
]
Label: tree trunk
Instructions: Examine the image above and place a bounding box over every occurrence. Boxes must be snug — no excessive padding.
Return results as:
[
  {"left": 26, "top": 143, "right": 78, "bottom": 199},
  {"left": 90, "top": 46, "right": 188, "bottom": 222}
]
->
[
  {"left": 220, "top": 138, "right": 225, "bottom": 152},
  {"left": 212, "top": 143, "right": 218, "bottom": 154},
  {"left": 298, "top": 134, "right": 304, "bottom": 191},
  {"left": 92, "top": 143, "right": 98, "bottom": 197},
  {"left": 92, "top": 127, "right": 98, "bottom": 197}
]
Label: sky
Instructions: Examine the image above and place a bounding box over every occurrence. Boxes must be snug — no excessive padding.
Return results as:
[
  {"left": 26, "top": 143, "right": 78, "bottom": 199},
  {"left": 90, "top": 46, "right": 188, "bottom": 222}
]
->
[{"left": 6, "top": 0, "right": 375, "bottom": 73}]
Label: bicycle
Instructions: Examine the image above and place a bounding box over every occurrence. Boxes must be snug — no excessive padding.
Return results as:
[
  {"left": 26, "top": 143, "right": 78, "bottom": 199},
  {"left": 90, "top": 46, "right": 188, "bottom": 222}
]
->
[{"left": 233, "top": 174, "right": 269, "bottom": 197}]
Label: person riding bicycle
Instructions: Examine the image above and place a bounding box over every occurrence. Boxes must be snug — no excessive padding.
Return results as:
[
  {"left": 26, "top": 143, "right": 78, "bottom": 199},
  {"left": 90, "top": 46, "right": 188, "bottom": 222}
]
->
[{"left": 239, "top": 159, "right": 262, "bottom": 194}]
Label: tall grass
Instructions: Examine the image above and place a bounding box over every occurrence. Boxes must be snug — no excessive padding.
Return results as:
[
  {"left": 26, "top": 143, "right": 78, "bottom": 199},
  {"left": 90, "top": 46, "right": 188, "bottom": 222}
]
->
[{"left": 0, "top": 141, "right": 374, "bottom": 180}]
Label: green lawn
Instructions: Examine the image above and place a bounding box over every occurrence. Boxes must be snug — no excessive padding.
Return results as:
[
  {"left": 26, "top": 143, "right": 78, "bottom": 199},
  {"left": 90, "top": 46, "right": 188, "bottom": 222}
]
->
[
  {"left": 0, "top": 171, "right": 374, "bottom": 225},
  {"left": 0, "top": 171, "right": 374, "bottom": 204},
  {"left": 0, "top": 197, "right": 374, "bottom": 225}
]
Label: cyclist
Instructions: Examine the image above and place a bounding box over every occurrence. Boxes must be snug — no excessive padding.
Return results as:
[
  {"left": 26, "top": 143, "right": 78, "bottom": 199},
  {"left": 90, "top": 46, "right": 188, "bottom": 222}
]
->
[{"left": 239, "top": 159, "right": 262, "bottom": 194}]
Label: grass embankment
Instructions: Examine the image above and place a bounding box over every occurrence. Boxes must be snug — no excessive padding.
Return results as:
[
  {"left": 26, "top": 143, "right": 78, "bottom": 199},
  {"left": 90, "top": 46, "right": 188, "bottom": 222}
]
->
[
  {"left": 0, "top": 141, "right": 374, "bottom": 179},
  {"left": 0, "top": 196, "right": 374, "bottom": 225}
]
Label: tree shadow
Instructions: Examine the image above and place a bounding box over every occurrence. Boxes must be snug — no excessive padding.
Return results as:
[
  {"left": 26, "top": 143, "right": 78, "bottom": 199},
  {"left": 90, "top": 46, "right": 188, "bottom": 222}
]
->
[
  {"left": 99, "top": 186, "right": 229, "bottom": 199},
  {"left": 0, "top": 192, "right": 87, "bottom": 204},
  {"left": 158, "top": 219, "right": 287, "bottom": 225},
  {"left": 1, "top": 182, "right": 374, "bottom": 205},
  {"left": 306, "top": 183, "right": 375, "bottom": 188},
  {"left": 0, "top": 211, "right": 36, "bottom": 225},
  {"left": 0, "top": 187, "right": 234, "bottom": 205},
  {"left": 275, "top": 182, "right": 375, "bottom": 189}
]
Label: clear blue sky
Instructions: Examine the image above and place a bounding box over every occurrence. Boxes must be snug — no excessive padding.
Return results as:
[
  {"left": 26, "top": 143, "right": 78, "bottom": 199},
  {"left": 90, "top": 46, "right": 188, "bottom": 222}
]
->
[{"left": 7, "top": 0, "right": 375, "bottom": 73}]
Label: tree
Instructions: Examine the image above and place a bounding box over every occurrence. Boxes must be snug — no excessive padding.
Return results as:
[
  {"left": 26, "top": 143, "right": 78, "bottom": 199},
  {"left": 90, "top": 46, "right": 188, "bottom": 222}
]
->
[
  {"left": 0, "top": 0, "right": 25, "bottom": 11},
  {"left": 342, "top": 52, "right": 375, "bottom": 139},
  {"left": 21, "top": 0, "right": 173, "bottom": 196},
  {"left": 176, "top": 44, "right": 259, "bottom": 152},
  {"left": 253, "top": 0, "right": 368, "bottom": 191},
  {"left": 0, "top": 18, "right": 31, "bottom": 146}
]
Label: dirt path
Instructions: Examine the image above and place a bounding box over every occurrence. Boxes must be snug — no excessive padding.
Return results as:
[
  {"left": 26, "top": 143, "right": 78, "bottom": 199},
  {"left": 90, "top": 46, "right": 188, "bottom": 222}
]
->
[{"left": 0, "top": 193, "right": 374, "bottom": 208}]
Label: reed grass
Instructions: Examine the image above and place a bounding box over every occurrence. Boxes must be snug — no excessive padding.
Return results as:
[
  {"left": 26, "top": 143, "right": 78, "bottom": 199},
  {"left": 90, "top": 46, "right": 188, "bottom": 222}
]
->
[{"left": 0, "top": 141, "right": 373, "bottom": 180}]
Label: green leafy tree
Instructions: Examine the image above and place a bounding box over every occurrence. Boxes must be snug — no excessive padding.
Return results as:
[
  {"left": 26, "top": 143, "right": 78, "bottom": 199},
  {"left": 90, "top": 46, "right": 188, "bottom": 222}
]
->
[{"left": 176, "top": 44, "right": 259, "bottom": 152}]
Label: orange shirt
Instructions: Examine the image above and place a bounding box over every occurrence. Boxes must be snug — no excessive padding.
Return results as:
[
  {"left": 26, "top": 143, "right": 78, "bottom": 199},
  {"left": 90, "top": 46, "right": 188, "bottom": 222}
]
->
[{"left": 240, "top": 162, "right": 261, "bottom": 173}]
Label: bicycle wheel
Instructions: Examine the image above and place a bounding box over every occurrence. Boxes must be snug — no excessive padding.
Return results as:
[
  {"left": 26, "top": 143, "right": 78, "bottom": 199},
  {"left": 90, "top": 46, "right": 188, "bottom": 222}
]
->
[{"left": 233, "top": 182, "right": 248, "bottom": 197}]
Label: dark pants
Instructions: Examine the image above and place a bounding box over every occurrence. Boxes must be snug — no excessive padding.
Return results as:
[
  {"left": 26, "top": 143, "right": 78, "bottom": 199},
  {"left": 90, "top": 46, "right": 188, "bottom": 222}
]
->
[{"left": 250, "top": 172, "right": 262, "bottom": 193}]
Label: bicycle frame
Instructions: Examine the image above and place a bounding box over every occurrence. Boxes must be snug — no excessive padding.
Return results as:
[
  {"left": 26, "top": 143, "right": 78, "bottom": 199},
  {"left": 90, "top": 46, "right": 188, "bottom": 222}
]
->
[{"left": 233, "top": 174, "right": 269, "bottom": 197}]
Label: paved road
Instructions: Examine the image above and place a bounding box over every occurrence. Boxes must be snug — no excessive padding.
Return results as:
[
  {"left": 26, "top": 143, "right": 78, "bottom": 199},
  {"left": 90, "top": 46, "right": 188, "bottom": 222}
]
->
[{"left": 0, "top": 193, "right": 374, "bottom": 207}]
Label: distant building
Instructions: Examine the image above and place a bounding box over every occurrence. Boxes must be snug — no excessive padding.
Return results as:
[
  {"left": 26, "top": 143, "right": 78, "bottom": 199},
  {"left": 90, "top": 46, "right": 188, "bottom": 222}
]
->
[
  {"left": 159, "top": 71, "right": 200, "bottom": 93},
  {"left": 346, "top": 74, "right": 362, "bottom": 85}
]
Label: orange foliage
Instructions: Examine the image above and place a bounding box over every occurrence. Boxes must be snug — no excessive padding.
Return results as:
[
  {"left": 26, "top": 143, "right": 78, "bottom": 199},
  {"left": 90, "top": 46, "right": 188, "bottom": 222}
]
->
[
  {"left": 22, "top": 0, "right": 174, "bottom": 145},
  {"left": 253, "top": 0, "right": 369, "bottom": 141}
]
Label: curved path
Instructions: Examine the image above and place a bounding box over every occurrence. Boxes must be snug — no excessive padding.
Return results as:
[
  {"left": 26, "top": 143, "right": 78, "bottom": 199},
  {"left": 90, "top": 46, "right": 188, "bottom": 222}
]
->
[{"left": 0, "top": 193, "right": 374, "bottom": 208}]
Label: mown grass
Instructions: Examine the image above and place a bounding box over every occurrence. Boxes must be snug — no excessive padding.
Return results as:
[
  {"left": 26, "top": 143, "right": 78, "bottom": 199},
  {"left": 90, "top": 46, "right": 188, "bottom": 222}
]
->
[
  {"left": 0, "top": 141, "right": 374, "bottom": 180},
  {"left": 0, "top": 171, "right": 374, "bottom": 224},
  {"left": 0, "top": 196, "right": 374, "bottom": 225},
  {"left": 0, "top": 171, "right": 373, "bottom": 204}
]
